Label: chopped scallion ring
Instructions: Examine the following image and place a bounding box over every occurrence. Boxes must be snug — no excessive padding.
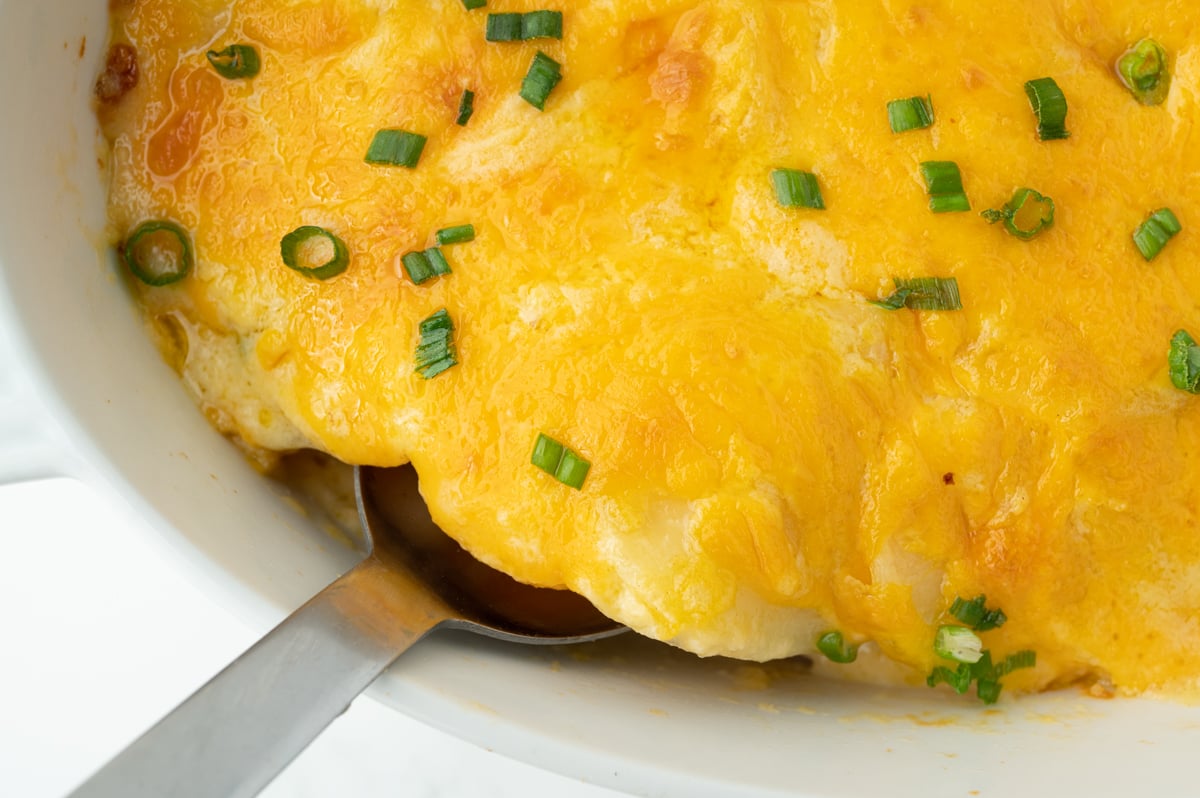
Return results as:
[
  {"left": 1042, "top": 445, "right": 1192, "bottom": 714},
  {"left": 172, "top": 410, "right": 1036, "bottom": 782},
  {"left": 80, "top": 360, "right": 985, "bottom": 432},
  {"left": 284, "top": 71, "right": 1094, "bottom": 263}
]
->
[
  {"left": 520, "top": 51, "right": 563, "bottom": 111},
  {"left": 205, "top": 45, "right": 260, "bottom": 80},
  {"left": 1024, "top": 77, "right": 1070, "bottom": 140},
  {"left": 770, "top": 168, "right": 825, "bottom": 210},
  {"left": 522, "top": 10, "right": 563, "bottom": 40},
  {"left": 926, "top": 664, "right": 972, "bottom": 694},
  {"left": 1133, "top": 207, "right": 1182, "bottom": 261},
  {"left": 437, "top": 224, "right": 476, "bottom": 245},
  {"left": 1118, "top": 38, "right": 1170, "bottom": 106},
  {"left": 531, "top": 433, "right": 591, "bottom": 489},
  {"left": 993, "top": 650, "right": 1037, "bottom": 678},
  {"left": 816, "top": 631, "right": 859, "bottom": 664},
  {"left": 461, "top": 0, "right": 486, "bottom": 9},
  {"left": 935, "top": 625, "right": 984, "bottom": 664},
  {"left": 1168, "top": 329, "right": 1200, "bottom": 394},
  {"left": 401, "top": 246, "right": 452, "bottom": 285},
  {"left": 364, "top": 129, "right": 427, "bottom": 168},
  {"left": 425, "top": 247, "right": 452, "bottom": 277},
  {"left": 871, "top": 277, "right": 962, "bottom": 312},
  {"left": 887, "top": 94, "right": 934, "bottom": 133},
  {"left": 485, "top": 12, "right": 523, "bottom": 41},
  {"left": 982, "top": 188, "right": 1055, "bottom": 240},
  {"left": 920, "top": 160, "right": 970, "bottom": 213},
  {"left": 948, "top": 595, "right": 1008, "bottom": 631},
  {"left": 280, "top": 226, "right": 349, "bottom": 280},
  {"left": 123, "top": 220, "right": 194, "bottom": 287},
  {"left": 414, "top": 309, "right": 458, "bottom": 380},
  {"left": 456, "top": 89, "right": 475, "bottom": 126}
]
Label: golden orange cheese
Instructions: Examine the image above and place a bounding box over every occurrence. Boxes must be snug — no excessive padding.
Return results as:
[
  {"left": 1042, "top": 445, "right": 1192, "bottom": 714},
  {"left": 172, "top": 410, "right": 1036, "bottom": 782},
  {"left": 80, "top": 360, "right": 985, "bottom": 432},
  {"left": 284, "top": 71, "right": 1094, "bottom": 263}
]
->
[{"left": 99, "top": 0, "right": 1200, "bottom": 698}]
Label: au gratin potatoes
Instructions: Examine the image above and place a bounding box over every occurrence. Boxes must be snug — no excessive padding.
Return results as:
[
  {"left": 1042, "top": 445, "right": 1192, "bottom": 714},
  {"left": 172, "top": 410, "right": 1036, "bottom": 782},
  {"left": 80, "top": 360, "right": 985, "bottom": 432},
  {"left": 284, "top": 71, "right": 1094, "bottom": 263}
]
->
[{"left": 97, "top": 0, "right": 1200, "bottom": 701}]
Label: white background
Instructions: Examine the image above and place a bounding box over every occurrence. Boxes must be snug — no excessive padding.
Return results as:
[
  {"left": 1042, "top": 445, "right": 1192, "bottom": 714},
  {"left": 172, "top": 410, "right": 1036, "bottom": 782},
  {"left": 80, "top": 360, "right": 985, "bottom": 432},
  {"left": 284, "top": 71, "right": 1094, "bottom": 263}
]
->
[{"left": 0, "top": 476, "right": 622, "bottom": 798}]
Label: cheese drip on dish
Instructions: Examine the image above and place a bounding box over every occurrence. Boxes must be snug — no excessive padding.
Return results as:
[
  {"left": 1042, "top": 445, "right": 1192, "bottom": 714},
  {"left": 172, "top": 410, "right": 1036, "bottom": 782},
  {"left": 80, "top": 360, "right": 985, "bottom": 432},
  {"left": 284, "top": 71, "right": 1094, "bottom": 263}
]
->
[{"left": 98, "top": 0, "right": 1200, "bottom": 698}]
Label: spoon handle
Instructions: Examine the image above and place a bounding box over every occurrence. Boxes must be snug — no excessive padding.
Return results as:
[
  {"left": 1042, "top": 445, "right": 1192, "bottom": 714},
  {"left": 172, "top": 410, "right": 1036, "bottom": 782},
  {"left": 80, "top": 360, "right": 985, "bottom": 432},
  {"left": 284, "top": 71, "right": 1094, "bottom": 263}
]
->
[{"left": 69, "top": 555, "right": 454, "bottom": 798}]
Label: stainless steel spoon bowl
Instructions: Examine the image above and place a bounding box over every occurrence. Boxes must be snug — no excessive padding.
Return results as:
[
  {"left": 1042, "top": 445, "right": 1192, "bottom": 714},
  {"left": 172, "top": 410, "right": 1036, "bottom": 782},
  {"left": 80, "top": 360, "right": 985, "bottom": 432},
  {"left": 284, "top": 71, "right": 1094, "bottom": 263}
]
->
[{"left": 71, "top": 464, "right": 625, "bottom": 798}]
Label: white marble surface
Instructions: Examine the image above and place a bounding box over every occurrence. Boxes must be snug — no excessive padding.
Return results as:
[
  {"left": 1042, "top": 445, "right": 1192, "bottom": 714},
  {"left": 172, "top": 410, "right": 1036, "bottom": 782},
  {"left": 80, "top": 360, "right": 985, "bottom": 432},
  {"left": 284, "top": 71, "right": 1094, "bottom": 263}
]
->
[{"left": 0, "top": 477, "right": 624, "bottom": 798}]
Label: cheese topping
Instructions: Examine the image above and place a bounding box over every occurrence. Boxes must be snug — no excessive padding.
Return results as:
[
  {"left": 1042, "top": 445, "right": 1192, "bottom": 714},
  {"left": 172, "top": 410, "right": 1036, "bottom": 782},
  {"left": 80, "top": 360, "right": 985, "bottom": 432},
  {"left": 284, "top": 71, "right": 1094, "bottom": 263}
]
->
[{"left": 99, "top": 0, "right": 1200, "bottom": 697}]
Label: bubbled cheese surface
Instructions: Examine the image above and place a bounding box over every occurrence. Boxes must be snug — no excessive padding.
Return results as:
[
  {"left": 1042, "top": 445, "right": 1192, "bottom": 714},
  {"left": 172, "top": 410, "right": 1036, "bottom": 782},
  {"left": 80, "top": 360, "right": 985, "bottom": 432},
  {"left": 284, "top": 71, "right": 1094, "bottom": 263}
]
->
[{"left": 101, "top": 0, "right": 1200, "bottom": 695}]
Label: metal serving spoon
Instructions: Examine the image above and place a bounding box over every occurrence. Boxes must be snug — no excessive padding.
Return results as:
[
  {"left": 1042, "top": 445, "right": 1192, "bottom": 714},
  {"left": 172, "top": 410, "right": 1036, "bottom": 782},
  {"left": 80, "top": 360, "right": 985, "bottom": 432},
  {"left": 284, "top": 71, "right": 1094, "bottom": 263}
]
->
[{"left": 71, "top": 464, "right": 624, "bottom": 798}]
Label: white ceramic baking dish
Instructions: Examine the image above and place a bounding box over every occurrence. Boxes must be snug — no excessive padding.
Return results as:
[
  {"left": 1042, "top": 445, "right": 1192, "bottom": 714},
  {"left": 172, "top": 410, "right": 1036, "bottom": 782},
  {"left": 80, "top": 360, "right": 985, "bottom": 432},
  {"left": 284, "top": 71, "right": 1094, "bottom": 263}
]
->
[{"left": 3, "top": 3, "right": 1198, "bottom": 796}]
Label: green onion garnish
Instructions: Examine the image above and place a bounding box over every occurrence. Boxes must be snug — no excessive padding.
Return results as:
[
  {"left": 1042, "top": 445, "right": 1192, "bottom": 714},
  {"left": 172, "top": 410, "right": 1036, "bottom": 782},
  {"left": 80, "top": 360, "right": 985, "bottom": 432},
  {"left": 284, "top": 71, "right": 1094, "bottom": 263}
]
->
[
  {"left": 981, "top": 187, "right": 1055, "bottom": 240},
  {"left": 993, "top": 650, "right": 1037, "bottom": 677},
  {"left": 887, "top": 94, "right": 934, "bottom": 133},
  {"left": 437, "top": 224, "right": 476, "bottom": 245},
  {"left": 520, "top": 51, "right": 563, "bottom": 111},
  {"left": 415, "top": 309, "right": 458, "bottom": 380},
  {"left": 280, "top": 226, "right": 350, "bottom": 280},
  {"left": 456, "top": 89, "right": 475, "bottom": 126},
  {"left": 205, "top": 45, "right": 260, "bottom": 80},
  {"left": 485, "top": 12, "right": 523, "bottom": 41},
  {"left": 487, "top": 11, "right": 562, "bottom": 41},
  {"left": 948, "top": 595, "right": 1007, "bottom": 631},
  {"left": 401, "top": 251, "right": 433, "bottom": 284},
  {"left": 425, "top": 247, "right": 452, "bottom": 277},
  {"left": 522, "top": 10, "right": 563, "bottom": 39},
  {"left": 920, "top": 161, "right": 970, "bottom": 213},
  {"left": 871, "top": 277, "right": 962, "bottom": 312},
  {"left": 531, "top": 433, "right": 590, "bottom": 489},
  {"left": 364, "top": 129, "right": 427, "bottom": 168},
  {"left": 1133, "top": 207, "right": 1182, "bottom": 261},
  {"left": 123, "top": 220, "right": 193, "bottom": 287},
  {"left": 1168, "top": 329, "right": 1200, "bottom": 394},
  {"left": 400, "top": 247, "right": 452, "bottom": 285},
  {"left": 935, "top": 625, "right": 984, "bottom": 664},
  {"left": 1118, "top": 38, "right": 1170, "bottom": 106},
  {"left": 770, "top": 168, "right": 825, "bottom": 210},
  {"left": 816, "top": 631, "right": 859, "bottom": 664},
  {"left": 461, "top": 0, "right": 486, "bottom": 9},
  {"left": 926, "top": 664, "right": 972, "bottom": 694},
  {"left": 1024, "top": 77, "right": 1070, "bottom": 141}
]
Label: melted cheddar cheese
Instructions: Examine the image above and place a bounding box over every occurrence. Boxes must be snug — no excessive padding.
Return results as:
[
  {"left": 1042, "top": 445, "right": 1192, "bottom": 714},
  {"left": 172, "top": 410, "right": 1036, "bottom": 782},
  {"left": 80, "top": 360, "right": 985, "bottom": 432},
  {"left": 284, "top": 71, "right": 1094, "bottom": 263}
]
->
[{"left": 99, "top": 0, "right": 1200, "bottom": 696}]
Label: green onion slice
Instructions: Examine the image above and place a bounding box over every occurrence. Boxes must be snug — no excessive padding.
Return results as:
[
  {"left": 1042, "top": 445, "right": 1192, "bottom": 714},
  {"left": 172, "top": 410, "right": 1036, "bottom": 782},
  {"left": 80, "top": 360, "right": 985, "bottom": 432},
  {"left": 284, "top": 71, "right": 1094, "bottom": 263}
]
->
[
  {"left": 401, "top": 251, "right": 433, "bottom": 285},
  {"left": 280, "top": 226, "right": 349, "bottom": 280},
  {"left": 993, "top": 650, "right": 1037, "bottom": 678},
  {"left": 461, "top": 0, "right": 486, "bottom": 9},
  {"left": 1169, "top": 329, "right": 1200, "bottom": 394},
  {"left": 486, "top": 12, "right": 523, "bottom": 41},
  {"left": 926, "top": 664, "right": 972, "bottom": 694},
  {"left": 1024, "top": 77, "right": 1070, "bottom": 141},
  {"left": 365, "top": 129, "right": 427, "bottom": 168},
  {"left": 816, "top": 631, "right": 859, "bottom": 664},
  {"left": 948, "top": 595, "right": 1008, "bottom": 631},
  {"left": 456, "top": 89, "right": 475, "bottom": 126},
  {"left": 426, "top": 247, "right": 452, "bottom": 277},
  {"left": 935, "top": 625, "right": 984, "bottom": 664},
  {"left": 123, "top": 220, "right": 194, "bottom": 287},
  {"left": 531, "top": 432, "right": 591, "bottom": 490},
  {"left": 920, "top": 161, "right": 970, "bottom": 213},
  {"left": 415, "top": 308, "right": 458, "bottom": 380},
  {"left": 1118, "top": 38, "right": 1170, "bottom": 106},
  {"left": 981, "top": 188, "right": 1055, "bottom": 240},
  {"left": 1133, "top": 207, "right": 1182, "bottom": 261},
  {"left": 770, "top": 168, "right": 825, "bottom": 210},
  {"left": 871, "top": 277, "right": 962, "bottom": 312},
  {"left": 401, "top": 247, "right": 452, "bottom": 285},
  {"left": 975, "top": 679, "right": 1003, "bottom": 704},
  {"left": 520, "top": 51, "right": 563, "bottom": 111},
  {"left": 522, "top": 10, "right": 563, "bottom": 40},
  {"left": 887, "top": 94, "right": 934, "bottom": 133},
  {"left": 437, "top": 224, "right": 476, "bottom": 245},
  {"left": 205, "top": 45, "right": 260, "bottom": 80}
]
